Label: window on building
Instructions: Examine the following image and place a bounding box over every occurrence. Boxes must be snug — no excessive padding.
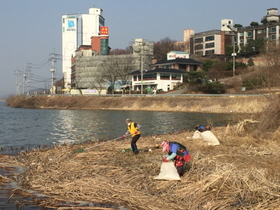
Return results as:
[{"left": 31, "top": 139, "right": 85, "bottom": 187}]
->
[
  {"left": 205, "top": 35, "right": 214, "bottom": 41},
  {"left": 100, "top": 39, "right": 109, "bottom": 55},
  {"left": 160, "top": 73, "right": 170, "bottom": 80},
  {"left": 99, "top": 18, "right": 104, "bottom": 26},
  {"left": 270, "top": 27, "right": 276, "bottom": 33},
  {"left": 162, "top": 65, "right": 171, "bottom": 69},
  {"left": 240, "top": 39, "right": 244, "bottom": 43},
  {"left": 257, "top": 30, "right": 263, "bottom": 34},
  {"left": 205, "top": 42, "right": 214, "bottom": 48},
  {"left": 206, "top": 50, "right": 215, "bottom": 55},
  {"left": 247, "top": 31, "right": 253, "bottom": 37},
  {"left": 178, "top": 64, "right": 187, "bottom": 70},
  {"left": 133, "top": 75, "right": 138, "bottom": 81},
  {"left": 195, "top": 51, "right": 203, "bottom": 56},
  {"left": 195, "top": 37, "right": 203, "bottom": 43},
  {"left": 171, "top": 74, "right": 181, "bottom": 80},
  {"left": 143, "top": 73, "right": 156, "bottom": 80},
  {"left": 195, "top": 44, "right": 203, "bottom": 50},
  {"left": 239, "top": 32, "right": 244, "bottom": 36},
  {"left": 270, "top": 34, "right": 276, "bottom": 40}
]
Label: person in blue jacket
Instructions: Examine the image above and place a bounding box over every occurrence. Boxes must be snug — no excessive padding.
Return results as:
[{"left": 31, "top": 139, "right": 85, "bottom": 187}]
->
[{"left": 161, "top": 141, "right": 191, "bottom": 176}]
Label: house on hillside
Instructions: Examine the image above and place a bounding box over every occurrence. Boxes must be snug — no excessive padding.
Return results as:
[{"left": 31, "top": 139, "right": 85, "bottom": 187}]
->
[{"left": 128, "top": 51, "right": 202, "bottom": 92}]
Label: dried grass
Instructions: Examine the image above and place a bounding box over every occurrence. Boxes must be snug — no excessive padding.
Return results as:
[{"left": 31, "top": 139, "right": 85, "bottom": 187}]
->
[
  {"left": 12, "top": 126, "right": 280, "bottom": 210},
  {"left": 5, "top": 94, "right": 280, "bottom": 209},
  {"left": 6, "top": 95, "right": 269, "bottom": 114}
]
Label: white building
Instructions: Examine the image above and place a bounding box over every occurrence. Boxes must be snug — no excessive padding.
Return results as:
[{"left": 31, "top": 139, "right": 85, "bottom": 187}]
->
[
  {"left": 62, "top": 7, "right": 105, "bottom": 88},
  {"left": 129, "top": 51, "right": 202, "bottom": 92}
]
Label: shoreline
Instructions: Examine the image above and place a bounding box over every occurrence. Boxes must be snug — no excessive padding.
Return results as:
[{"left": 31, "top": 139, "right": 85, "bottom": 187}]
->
[
  {"left": 3, "top": 95, "right": 280, "bottom": 209},
  {"left": 8, "top": 126, "right": 280, "bottom": 209},
  {"left": 6, "top": 95, "right": 269, "bottom": 113}
]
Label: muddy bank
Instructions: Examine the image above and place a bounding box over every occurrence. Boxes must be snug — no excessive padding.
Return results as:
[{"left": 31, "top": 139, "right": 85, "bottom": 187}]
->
[{"left": 6, "top": 95, "right": 269, "bottom": 113}]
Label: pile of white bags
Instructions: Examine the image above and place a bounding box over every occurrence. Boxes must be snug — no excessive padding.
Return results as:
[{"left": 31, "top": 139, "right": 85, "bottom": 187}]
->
[
  {"left": 154, "top": 162, "right": 181, "bottom": 181},
  {"left": 192, "top": 130, "right": 220, "bottom": 146}
]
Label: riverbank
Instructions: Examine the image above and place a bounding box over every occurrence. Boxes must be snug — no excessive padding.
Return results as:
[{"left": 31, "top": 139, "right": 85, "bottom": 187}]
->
[
  {"left": 6, "top": 94, "right": 269, "bottom": 113},
  {"left": 7, "top": 126, "right": 280, "bottom": 210},
  {"left": 4, "top": 94, "right": 280, "bottom": 209}
]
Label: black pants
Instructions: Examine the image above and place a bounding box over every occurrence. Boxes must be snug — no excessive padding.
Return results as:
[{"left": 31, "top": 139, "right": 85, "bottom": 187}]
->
[
  {"left": 175, "top": 159, "right": 186, "bottom": 176},
  {"left": 131, "top": 134, "right": 140, "bottom": 153}
]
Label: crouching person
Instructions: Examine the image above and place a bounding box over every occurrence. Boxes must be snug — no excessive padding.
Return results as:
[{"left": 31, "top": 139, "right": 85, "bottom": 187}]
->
[{"left": 161, "top": 141, "right": 191, "bottom": 176}]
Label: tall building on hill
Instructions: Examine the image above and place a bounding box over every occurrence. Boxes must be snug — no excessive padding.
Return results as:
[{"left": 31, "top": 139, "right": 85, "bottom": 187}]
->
[
  {"left": 236, "top": 8, "right": 280, "bottom": 50},
  {"left": 62, "top": 7, "right": 109, "bottom": 89},
  {"left": 184, "top": 8, "right": 280, "bottom": 58}
]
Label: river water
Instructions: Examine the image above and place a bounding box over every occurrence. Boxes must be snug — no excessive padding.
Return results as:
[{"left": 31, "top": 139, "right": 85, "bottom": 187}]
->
[{"left": 0, "top": 100, "right": 239, "bottom": 209}]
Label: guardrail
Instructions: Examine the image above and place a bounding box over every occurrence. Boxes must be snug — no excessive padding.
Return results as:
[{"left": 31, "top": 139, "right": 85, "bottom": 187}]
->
[{"left": 41, "top": 93, "right": 269, "bottom": 98}]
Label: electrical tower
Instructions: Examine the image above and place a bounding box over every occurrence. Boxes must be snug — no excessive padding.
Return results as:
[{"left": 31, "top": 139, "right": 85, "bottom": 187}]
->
[
  {"left": 50, "top": 52, "right": 58, "bottom": 94},
  {"left": 14, "top": 69, "right": 21, "bottom": 95},
  {"left": 22, "top": 63, "right": 32, "bottom": 95}
]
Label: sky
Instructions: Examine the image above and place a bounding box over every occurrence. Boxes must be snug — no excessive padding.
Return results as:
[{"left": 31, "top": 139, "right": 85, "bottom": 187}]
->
[{"left": 0, "top": 0, "right": 279, "bottom": 98}]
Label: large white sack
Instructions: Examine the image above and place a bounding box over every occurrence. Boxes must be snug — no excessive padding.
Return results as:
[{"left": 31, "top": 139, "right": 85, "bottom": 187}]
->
[
  {"left": 154, "top": 162, "right": 181, "bottom": 181},
  {"left": 192, "top": 130, "right": 202, "bottom": 139},
  {"left": 200, "top": 130, "right": 220, "bottom": 145}
]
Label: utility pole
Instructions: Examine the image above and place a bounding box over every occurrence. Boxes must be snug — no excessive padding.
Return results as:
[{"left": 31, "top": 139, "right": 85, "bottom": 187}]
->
[
  {"left": 133, "top": 39, "right": 153, "bottom": 94},
  {"left": 23, "top": 63, "right": 27, "bottom": 95},
  {"left": 227, "top": 25, "right": 237, "bottom": 77},
  {"left": 50, "top": 52, "right": 58, "bottom": 94},
  {"left": 140, "top": 44, "right": 144, "bottom": 95},
  {"left": 136, "top": 41, "right": 146, "bottom": 95},
  {"left": 22, "top": 63, "right": 32, "bottom": 95},
  {"left": 14, "top": 69, "right": 21, "bottom": 95}
]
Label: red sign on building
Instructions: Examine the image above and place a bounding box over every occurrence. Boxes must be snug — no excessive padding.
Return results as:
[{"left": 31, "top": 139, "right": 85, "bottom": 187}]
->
[{"left": 100, "top": 26, "right": 109, "bottom": 35}]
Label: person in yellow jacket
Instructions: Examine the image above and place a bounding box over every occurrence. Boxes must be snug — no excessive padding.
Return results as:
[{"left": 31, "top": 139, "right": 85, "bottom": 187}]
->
[{"left": 121, "top": 118, "right": 141, "bottom": 154}]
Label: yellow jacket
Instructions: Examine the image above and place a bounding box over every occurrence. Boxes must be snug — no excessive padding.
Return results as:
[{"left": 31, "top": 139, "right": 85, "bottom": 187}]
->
[{"left": 127, "top": 122, "right": 141, "bottom": 137}]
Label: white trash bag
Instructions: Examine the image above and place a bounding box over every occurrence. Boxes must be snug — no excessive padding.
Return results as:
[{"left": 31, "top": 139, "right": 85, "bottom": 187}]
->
[
  {"left": 154, "top": 162, "right": 181, "bottom": 181},
  {"left": 200, "top": 130, "right": 220, "bottom": 145},
  {"left": 192, "top": 130, "right": 202, "bottom": 139}
]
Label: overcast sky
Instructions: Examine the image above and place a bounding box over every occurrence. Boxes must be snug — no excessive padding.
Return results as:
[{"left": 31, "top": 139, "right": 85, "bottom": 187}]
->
[{"left": 0, "top": 0, "right": 279, "bottom": 98}]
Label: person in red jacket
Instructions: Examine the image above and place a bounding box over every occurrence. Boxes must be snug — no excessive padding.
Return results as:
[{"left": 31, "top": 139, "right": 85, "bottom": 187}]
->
[
  {"left": 121, "top": 118, "right": 141, "bottom": 154},
  {"left": 161, "top": 141, "right": 191, "bottom": 176}
]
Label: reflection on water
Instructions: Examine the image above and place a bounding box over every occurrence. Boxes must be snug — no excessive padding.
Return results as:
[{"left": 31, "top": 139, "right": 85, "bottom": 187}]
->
[{"left": 0, "top": 101, "right": 242, "bottom": 153}]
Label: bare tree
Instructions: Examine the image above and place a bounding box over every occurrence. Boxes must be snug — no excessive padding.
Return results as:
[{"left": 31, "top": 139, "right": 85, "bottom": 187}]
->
[
  {"left": 117, "top": 55, "right": 136, "bottom": 86},
  {"left": 100, "top": 55, "right": 136, "bottom": 94},
  {"left": 100, "top": 57, "right": 119, "bottom": 94},
  {"left": 263, "top": 44, "right": 280, "bottom": 89},
  {"left": 153, "top": 37, "right": 187, "bottom": 60},
  {"left": 88, "top": 72, "right": 106, "bottom": 95},
  {"left": 110, "top": 48, "right": 129, "bottom": 55}
]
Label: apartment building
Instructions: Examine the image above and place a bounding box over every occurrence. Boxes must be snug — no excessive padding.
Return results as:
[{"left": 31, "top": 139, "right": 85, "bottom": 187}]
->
[
  {"left": 187, "top": 28, "right": 232, "bottom": 57},
  {"left": 185, "top": 8, "right": 280, "bottom": 57},
  {"left": 236, "top": 8, "right": 280, "bottom": 50},
  {"left": 62, "top": 7, "right": 108, "bottom": 88}
]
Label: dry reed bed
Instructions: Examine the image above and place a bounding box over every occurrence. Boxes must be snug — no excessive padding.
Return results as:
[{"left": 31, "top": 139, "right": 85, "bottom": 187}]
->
[
  {"left": 6, "top": 95, "right": 269, "bottom": 114},
  {"left": 14, "top": 126, "right": 280, "bottom": 210}
]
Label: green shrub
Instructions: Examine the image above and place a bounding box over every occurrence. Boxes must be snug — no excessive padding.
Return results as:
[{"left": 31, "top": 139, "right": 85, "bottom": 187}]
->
[
  {"left": 248, "top": 58, "right": 255, "bottom": 66},
  {"left": 200, "top": 82, "right": 226, "bottom": 94},
  {"left": 242, "top": 77, "right": 265, "bottom": 90}
]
